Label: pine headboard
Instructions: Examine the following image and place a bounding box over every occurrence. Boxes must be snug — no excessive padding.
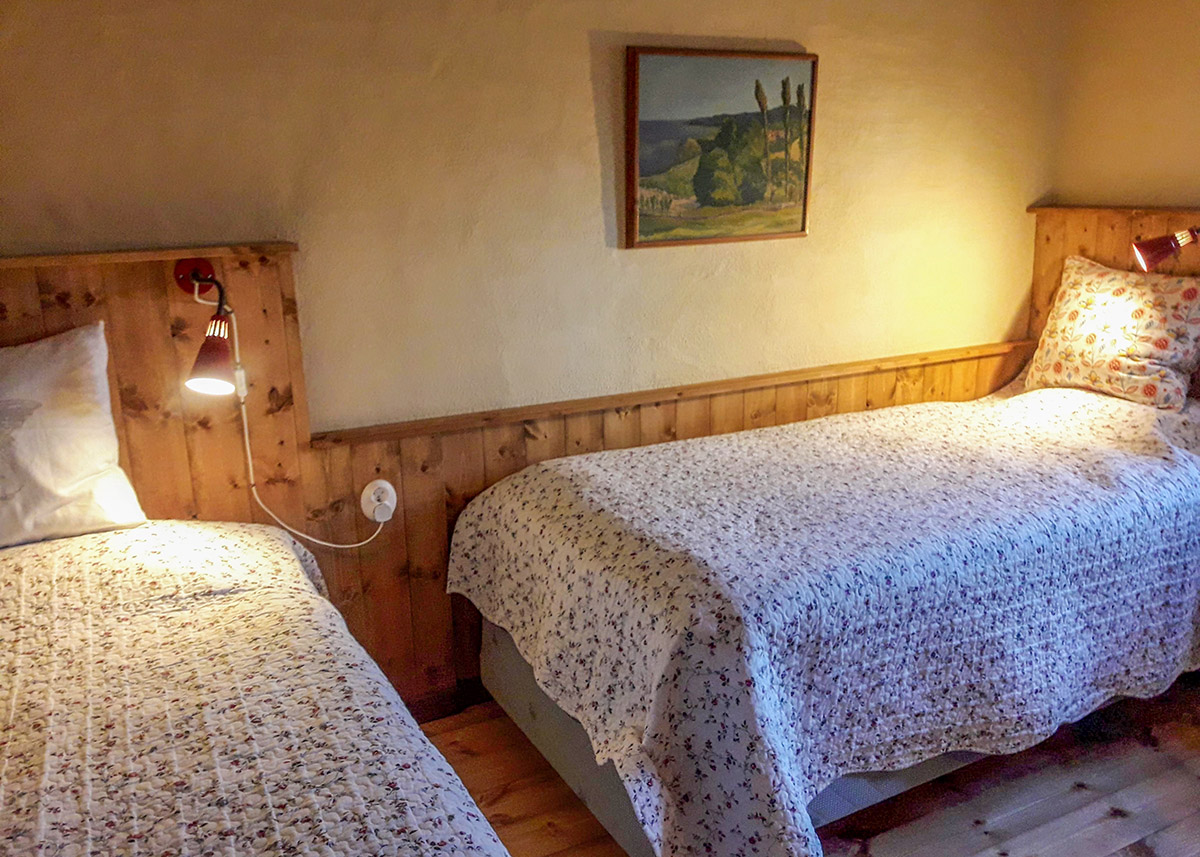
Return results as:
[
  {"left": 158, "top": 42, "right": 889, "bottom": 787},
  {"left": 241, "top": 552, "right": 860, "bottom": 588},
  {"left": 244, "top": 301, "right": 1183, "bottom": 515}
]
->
[
  {"left": 0, "top": 244, "right": 309, "bottom": 524},
  {"left": 1029, "top": 205, "right": 1200, "bottom": 340}
]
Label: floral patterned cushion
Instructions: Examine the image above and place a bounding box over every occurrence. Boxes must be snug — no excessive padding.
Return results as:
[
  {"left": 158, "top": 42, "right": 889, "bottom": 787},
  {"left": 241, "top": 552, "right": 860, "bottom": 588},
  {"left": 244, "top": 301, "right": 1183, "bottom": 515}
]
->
[{"left": 1026, "top": 255, "right": 1200, "bottom": 410}]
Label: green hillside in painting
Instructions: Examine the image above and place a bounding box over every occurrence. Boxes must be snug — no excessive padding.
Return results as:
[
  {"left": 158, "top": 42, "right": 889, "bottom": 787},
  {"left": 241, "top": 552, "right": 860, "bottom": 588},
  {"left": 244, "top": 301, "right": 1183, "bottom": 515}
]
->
[{"left": 637, "top": 88, "right": 811, "bottom": 243}]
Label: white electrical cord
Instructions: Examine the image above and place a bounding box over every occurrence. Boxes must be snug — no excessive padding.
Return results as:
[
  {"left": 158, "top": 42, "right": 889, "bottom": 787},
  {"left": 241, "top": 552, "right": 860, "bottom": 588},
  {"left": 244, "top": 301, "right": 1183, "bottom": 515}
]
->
[{"left": 194, "top": 283, "right": 385, "bottom": 550}]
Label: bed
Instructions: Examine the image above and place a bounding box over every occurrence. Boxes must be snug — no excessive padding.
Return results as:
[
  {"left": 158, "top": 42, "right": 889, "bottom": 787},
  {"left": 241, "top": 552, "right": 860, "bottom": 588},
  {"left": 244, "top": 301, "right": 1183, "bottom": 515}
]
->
[
  {"left": 0, "top": 519, "right": 509, "bottom": 856},
  {"left": 448, "top": 374, "right": 1200, "bottom": 857}
]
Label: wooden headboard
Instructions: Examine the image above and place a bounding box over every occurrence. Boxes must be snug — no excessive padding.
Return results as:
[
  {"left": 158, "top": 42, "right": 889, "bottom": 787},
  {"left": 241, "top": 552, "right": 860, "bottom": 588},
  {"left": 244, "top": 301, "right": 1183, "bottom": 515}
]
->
[
  {"left": 1029, "top": 205, "right": 1200, "bottom": 340},
  {"left": 1, "top": 227, "right": 1078, "bottom": 719},
  {"left": 0, "top": 245, "right": 309, "bottom": 524}
]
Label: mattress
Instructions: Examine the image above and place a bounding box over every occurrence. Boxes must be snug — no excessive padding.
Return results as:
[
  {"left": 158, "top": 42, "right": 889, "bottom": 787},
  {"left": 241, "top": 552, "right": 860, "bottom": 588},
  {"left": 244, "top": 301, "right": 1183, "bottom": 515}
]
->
[
  {"left": 0, "top": 520, "right": 508, "bottom": 857},
  {"left": 448, "top": 384, "right": 1200, "bottom": 857}
]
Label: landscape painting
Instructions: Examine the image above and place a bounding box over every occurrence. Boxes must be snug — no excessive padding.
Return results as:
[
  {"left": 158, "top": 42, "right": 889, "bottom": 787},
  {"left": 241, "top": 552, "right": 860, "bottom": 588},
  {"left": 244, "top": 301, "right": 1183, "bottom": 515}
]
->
[{"left": 625, "top": 47, "right": 817, "bottom": 247}]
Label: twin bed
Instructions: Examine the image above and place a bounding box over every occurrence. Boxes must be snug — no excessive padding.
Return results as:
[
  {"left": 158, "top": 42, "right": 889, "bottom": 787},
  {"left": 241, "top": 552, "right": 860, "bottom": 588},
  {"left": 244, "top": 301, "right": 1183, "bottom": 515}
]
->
[
  {"left": 0, "top": 313, "right": 508, "bottom": 854},
  {"left": 0, "top": 521, "right": 508, "bottom": 855},
  {"left": 449, "top": 378, "right": 1200, "bottom": 857}
]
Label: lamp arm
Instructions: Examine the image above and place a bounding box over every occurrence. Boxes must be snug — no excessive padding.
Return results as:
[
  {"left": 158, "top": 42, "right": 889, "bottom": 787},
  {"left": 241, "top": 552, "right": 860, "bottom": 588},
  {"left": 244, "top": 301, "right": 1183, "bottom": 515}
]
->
[
  {"left": 227, "top": 310, "right": 246, "bottom": 397},
  {"left": 190, "top": 272, "right": 229, "bottom": 315}
]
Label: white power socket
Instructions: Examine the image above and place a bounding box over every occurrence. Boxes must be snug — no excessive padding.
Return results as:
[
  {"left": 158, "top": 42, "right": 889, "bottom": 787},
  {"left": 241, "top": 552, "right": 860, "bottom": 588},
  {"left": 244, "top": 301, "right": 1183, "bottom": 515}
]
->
[{"left": 360, "top": 479, "right": 397, "bottom": 523}]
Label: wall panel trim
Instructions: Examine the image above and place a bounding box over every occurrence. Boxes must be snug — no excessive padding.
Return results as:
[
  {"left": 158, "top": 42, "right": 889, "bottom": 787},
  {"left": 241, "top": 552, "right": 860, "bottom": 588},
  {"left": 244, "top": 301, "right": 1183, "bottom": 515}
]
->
[
  {"left": 312, "top": 339, "right": 1036, "bottom": 447},
  {"left": 1028, "top": 203, "right": 1200, "bottom": 217},
  {"left": 0, "top": 243, "right": 298, "bottom": 269}
]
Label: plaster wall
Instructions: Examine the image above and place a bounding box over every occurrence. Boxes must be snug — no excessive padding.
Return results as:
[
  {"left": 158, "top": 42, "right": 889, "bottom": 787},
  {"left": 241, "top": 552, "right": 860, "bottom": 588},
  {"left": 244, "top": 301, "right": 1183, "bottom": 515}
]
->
[{"left": 0, "top": 0, "right": 1063, "bottom": 428}]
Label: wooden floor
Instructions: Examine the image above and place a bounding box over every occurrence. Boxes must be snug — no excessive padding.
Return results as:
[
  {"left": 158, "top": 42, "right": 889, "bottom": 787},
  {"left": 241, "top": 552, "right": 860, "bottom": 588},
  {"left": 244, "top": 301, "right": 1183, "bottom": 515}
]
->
[
  {"left": 423, "top": 675, "right": 1200, "bottom": 857},
  {"left": 423, "top": 702, "right": 626, "bottom": 857}
]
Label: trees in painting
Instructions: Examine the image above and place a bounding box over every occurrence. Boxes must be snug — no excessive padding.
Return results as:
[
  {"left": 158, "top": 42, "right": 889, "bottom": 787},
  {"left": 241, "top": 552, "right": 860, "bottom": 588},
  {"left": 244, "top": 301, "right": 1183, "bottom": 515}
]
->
[
  {"left": 691, "top": 119, "right": 765, "bottom": 207},
  {"left": 781, "top": 76, "right": 792, "bottom": 201},
  {"left": 795, "top": 81, "right": 808, "bottom": 203},
  {"left": 754, "top": 79, "right": 771, "bottom": 203},
  {"left": 644, "top": 76, "right": 807, "bottom": 213}
]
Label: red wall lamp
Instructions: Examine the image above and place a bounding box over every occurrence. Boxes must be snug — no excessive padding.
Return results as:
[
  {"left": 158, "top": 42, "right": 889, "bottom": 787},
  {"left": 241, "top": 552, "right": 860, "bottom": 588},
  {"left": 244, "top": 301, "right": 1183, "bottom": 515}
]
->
[
  {"left": 1132, "top": 227, "right": 1200, "bottom": 272},
  {"left": 173, "top": 259, "right": 395, "bottom": 549},
  {"left": 173, "top": 259, "right": 243, "bottom": 396}
]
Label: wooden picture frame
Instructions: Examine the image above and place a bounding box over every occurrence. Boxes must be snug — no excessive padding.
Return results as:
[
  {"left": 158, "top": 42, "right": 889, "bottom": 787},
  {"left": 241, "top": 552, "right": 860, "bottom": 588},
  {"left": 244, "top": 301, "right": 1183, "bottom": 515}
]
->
[{"left": 624, "top": 46, "right": 818, "bottom": 248}]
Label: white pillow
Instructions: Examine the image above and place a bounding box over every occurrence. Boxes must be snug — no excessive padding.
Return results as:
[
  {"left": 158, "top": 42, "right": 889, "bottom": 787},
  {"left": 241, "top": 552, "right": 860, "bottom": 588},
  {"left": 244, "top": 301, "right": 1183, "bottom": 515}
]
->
[{"left": 0, "top": 323, "right": 145, "bottom": 548}]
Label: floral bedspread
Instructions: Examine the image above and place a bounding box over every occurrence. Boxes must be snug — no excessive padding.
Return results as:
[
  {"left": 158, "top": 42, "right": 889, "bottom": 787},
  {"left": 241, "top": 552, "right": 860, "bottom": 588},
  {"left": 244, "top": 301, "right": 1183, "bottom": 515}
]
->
[
  {"left": 448, "top": 384, "right": 1200, "bottom": 857},
  {"left": 0, "top": 521, "right": 507, "bottom": 857}
]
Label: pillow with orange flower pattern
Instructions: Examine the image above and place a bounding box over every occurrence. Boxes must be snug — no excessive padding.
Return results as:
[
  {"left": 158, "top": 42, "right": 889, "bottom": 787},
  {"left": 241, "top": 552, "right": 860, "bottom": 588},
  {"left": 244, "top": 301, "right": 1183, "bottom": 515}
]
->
[{"left": 1025, "top": 255, "right": 1200, "bottom": 410}]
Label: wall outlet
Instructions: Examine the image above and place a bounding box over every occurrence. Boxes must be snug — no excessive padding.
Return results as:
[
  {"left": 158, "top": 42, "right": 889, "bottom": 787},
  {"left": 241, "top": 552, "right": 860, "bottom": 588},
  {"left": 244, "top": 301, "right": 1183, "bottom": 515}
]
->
[{"left": 360, "top": 479, "right": 397, "bottom": 523}]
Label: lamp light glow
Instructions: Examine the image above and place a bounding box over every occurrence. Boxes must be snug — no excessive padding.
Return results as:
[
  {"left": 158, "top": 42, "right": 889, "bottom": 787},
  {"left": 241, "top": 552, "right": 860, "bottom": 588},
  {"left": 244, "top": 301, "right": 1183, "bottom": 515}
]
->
[
  {"left": 185, "top": 375, "right": 236, "bottom": 396},
  {"left": 185, "top": 313, "right": 236, "bottom": 396},
  {"left": 1132, "top": 227, "right": 1200, "bottom": 272}
]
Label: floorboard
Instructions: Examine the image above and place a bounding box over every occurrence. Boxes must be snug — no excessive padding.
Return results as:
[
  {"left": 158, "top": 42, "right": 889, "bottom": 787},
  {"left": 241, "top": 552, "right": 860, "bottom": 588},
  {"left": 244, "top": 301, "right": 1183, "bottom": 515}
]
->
[{"left": 424, "top": 675, "right": 1200, "bottom": 857}]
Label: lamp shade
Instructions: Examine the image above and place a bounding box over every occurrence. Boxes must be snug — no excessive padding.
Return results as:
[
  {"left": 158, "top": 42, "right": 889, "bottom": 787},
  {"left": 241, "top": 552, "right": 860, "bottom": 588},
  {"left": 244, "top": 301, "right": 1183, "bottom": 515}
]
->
[
  {"left": 185, "top": 314, "right": 236, "bottom": 396},
  {"left": 1132, "top": 228, "right": 1199, "bottom": 272}
]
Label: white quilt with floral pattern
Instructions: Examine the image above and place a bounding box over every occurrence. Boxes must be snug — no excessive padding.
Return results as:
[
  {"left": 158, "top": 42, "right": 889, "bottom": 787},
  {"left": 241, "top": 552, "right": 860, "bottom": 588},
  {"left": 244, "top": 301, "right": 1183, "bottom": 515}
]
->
[
  {"left": 448, "top": 384, "right": 1200, "bottom": 857},
  {"left": 0, "top": 521, "right": 507, "bottom": 857}
]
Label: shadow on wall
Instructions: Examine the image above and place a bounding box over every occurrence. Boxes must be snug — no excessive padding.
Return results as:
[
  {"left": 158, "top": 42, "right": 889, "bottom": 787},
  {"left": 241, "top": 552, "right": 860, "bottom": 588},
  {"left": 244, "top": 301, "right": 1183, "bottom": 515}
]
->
[
  {"left": 1007, "top": 286, "right": 1032, "bottom": 341},
  {"left": 586, "top": 32, "right": 809, "bottom": 250}
]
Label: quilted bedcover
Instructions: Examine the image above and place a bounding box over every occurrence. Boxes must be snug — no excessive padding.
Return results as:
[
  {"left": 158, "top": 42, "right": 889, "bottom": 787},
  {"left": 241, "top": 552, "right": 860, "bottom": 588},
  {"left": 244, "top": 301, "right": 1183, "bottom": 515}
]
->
[
  {"left": 448, "top": 384, "right": 1200, "bottom": 857},
  {"left": 0, "top": 520, "right": 507, "bottom": 856}
]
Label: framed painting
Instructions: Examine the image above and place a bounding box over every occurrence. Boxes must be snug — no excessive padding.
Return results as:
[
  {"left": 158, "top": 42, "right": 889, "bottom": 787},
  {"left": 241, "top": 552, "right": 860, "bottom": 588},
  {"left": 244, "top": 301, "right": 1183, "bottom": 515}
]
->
[{"left": 624, "top": 46, "right": 818, "bottom": 248}]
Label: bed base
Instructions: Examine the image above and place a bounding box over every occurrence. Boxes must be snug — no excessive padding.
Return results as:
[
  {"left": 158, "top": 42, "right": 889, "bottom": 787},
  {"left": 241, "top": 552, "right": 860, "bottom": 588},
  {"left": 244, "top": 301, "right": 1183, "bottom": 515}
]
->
[{"left": 481, "top": 620, "right": 980, "bottom": 855}]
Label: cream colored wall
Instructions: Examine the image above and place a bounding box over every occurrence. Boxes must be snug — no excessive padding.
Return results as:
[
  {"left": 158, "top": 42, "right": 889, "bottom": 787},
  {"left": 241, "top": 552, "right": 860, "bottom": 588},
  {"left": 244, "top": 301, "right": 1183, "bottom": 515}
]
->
[
  {"left": 0, "top": 1, "right": 1061, "bottom": 430},
  {"left": 1053, "top": 1, "right": 1200, "bottom": 206}
]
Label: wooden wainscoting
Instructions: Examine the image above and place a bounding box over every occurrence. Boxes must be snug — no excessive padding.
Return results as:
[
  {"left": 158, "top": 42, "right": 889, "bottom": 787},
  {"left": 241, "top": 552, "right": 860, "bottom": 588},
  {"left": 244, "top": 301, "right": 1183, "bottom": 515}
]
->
[{"left": 0, "top": 244, "right": 1033, "bottom": 720}]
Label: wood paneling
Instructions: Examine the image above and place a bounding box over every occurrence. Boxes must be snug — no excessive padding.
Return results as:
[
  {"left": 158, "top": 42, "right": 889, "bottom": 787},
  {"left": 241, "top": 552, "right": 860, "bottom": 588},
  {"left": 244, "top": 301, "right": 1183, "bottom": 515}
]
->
[
  {"left": 675, "top": 396, "right": 712, "bottom": 440},
  {"left": 602, "top": 406, "right": 640, "bottom": 448},
  {"left": 223, "top": 255, "right": 307, "bottom": 529},
  {"left": 441, "top": 430, "right": 488, "bottom": 690},
  {"left": 639, "top": 401, "right": 678, "bottom": 445},
  {"left": 744, "top": 387, "right": 777, "bottom": 428},
  {"left": 109, "top": 267, "right": 197, "bottom": 518},
  {"left": 807, "top": 377, "right": 838, "bottom": 418},
  {"left": 400, "top": 434, "right": 457, "bottom": 699},
  {"left": 0, "top": 242, "right": 1041, "bottom": 720},
  {"left": 565, "top": 412, "right": 604, "bottom": 454},
  {"left": 776, "top": 382, "right": 807, "bottom": 423},
  {"left": 0, "top": 269, "right": 45, "bottom": 344},
  {"left": 710, "top": 391, "right": 746, "bottom": 434},
  {"left": 524, "top": 418, "right": 567, "bottom": 463}
]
